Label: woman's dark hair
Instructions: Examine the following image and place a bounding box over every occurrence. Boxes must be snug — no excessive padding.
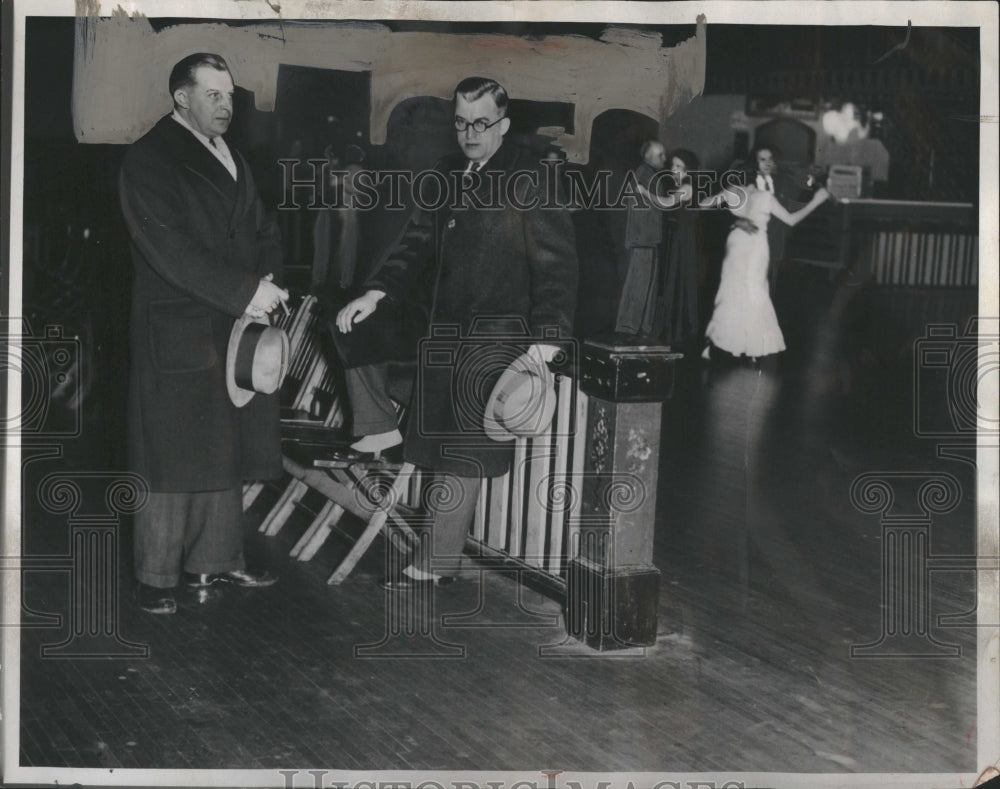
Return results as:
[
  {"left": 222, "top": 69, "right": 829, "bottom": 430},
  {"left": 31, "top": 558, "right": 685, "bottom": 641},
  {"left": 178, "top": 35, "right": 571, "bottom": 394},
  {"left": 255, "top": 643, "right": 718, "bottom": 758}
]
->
[
  {"left": 670, "top": 148, "right": 699, "bottom": 172},
  {"left": 749, "top": 142, "right": 780, "bottom": 161}
]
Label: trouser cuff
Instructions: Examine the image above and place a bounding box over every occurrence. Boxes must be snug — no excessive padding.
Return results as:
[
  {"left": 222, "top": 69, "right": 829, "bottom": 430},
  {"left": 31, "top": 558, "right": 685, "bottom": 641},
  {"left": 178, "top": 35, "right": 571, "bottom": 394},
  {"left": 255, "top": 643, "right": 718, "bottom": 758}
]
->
[
  {"left": 183, "top": 555, "right": 246, "bottom": 575},
  {"left": 135, "top": 569, "right": 179, "bottom": 589}
]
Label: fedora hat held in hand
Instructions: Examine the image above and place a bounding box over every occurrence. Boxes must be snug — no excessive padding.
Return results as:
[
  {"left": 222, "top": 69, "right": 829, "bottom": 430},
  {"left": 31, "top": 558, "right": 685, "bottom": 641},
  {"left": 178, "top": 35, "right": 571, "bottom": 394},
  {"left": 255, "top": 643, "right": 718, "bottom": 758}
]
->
[
  {"left": 483, "top": 350, "right": 557, "bottom": 442},
  {"left": 226, "top": 314, "right": 290, "bottom": 407}
]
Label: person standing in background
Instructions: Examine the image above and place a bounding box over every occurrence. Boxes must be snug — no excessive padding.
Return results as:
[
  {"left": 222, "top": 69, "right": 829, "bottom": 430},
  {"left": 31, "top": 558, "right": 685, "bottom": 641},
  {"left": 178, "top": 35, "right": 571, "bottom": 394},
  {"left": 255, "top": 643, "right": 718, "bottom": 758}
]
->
[
  {"left": 312, "top": 144, "right": 365, "bottom": 297},
  {"left": 614, "top": 139, "right": 668, "bottom": 338},
  {"left": 641, "top": 148, "right": 701, "bottom": 352}
]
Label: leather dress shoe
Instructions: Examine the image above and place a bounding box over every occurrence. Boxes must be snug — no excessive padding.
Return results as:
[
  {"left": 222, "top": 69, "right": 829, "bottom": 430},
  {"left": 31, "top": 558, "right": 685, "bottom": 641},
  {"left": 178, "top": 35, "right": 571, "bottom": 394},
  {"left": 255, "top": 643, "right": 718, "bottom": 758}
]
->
[
  {"left": 382, "top": 568, "right": 455, "bottom": 592},
  {"left": 135, "top": 582, "right": 177, "bottom": 614},
  {"left": 183, "top": 569, "right": 278, "bottom": 588}
]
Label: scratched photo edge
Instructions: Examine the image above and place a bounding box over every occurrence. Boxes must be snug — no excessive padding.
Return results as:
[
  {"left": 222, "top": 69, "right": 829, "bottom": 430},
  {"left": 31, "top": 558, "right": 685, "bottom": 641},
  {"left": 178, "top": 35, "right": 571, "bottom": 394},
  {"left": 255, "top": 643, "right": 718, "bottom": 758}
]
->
[{"left": 2, "top": 1, "right": 998, "bottom": 787}]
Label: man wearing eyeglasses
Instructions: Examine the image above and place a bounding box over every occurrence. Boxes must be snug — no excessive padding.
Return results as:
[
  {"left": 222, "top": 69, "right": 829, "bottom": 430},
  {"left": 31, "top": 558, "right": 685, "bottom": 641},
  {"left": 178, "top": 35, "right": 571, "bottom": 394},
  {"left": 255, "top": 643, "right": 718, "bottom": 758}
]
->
[{"left": 333, "top": 76, "right": 578, "bottom": 590}]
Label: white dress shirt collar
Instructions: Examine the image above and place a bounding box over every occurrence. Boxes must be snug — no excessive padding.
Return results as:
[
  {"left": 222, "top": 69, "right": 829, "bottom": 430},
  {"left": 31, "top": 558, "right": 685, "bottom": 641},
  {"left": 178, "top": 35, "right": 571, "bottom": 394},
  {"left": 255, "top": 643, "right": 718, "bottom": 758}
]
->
[
  {"left": 755, "top": 172, "right": 774, "bottom": 192},
  {"left": 172, "top": 110, "right": 238, "bottom": 181}
]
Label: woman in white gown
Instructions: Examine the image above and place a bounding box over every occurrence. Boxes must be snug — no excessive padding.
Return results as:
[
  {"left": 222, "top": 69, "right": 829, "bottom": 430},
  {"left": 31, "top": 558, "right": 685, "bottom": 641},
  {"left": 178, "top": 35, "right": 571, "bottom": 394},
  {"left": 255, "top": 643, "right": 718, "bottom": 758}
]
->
[{"left": 699, "top": 182, "right": 830, "bottom": 359}]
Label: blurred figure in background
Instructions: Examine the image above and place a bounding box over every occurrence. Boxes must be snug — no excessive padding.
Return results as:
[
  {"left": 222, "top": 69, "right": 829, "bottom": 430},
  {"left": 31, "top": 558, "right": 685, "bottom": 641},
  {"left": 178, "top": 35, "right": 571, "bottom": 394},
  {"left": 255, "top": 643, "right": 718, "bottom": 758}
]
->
[
  {"left": 614, "top": 139, "right": 667, "bottom": 338},
  {"left": 641, "top": 148, "right": 700, "bottom": 352},
  {"left": 312, "top": 143, "right": 364, "bottom": 299}
]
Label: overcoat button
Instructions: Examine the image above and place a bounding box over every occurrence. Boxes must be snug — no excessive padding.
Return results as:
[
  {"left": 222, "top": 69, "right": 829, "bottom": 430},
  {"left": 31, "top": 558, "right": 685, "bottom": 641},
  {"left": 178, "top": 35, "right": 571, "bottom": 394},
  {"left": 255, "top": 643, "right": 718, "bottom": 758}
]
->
[
  {"left": 446, "top": 218, "right": 456, "bottom": 229},
  {"left": 228, "top": 229, "right": 237, "bottom": 239}
]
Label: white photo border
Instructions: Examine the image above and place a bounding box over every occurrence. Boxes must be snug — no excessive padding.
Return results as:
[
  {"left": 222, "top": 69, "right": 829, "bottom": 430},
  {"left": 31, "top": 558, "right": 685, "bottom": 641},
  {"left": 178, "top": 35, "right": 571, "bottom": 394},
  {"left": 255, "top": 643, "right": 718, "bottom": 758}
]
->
[{"left": 3, "top": 1, "right": 998, "bottom": 787}]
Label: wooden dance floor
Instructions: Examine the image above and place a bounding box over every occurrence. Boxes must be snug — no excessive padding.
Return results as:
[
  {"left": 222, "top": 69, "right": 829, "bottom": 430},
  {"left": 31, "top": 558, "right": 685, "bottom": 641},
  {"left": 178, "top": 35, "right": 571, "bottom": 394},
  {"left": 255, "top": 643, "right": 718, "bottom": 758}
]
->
[{"left": 17, "top": 270, "right": 980, "bottom": 774}]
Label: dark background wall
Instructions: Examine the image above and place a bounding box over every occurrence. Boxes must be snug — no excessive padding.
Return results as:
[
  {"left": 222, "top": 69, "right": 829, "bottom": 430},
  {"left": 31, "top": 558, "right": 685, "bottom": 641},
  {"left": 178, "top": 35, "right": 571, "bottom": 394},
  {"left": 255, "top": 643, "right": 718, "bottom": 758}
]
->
[{"left": 702, "top": 24, "right": 980, "bottom": 202}]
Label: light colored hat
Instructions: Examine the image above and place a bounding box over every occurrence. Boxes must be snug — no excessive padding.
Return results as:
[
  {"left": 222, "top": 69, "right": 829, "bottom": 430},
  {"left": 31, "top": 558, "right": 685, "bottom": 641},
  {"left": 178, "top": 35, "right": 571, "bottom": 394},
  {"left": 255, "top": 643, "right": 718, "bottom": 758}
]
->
[
  {"left": 483, "top": 351, "right": 557, "bottom": 442},
  {"left": 226, "top": 314, "right": 290, "bottom": 407}
]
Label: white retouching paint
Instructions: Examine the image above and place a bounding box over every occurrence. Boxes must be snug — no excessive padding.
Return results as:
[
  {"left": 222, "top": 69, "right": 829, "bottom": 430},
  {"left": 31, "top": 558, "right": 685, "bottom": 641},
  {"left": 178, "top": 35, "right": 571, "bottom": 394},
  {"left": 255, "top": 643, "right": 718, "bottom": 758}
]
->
[{"left": 71, "top": 15, "right": 706, "bottom": 163}]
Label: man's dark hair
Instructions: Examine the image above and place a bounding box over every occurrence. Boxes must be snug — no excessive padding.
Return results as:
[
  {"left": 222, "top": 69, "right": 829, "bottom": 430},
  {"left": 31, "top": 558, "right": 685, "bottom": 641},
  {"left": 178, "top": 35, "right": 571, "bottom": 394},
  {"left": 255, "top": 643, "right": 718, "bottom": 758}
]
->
[
  {"left": 750, "top": 142, "right": 780, "bottom": 161},
  {"left": 169, "top": 53, "right": 232, "bottom": 100},
  {"left": 453, "top": 76, "right": 508, "bottom": 116},
  {"left": 639, "top": 139, "right": 664, "bottom": 162}
]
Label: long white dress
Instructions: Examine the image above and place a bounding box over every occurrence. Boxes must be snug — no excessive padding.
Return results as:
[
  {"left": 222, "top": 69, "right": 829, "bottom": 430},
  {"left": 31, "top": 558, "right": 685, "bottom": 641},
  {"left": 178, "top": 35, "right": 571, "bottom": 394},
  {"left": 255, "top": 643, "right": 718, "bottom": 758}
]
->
[{"left": 705, "top": 187, "right": 786, "bottom": 358}]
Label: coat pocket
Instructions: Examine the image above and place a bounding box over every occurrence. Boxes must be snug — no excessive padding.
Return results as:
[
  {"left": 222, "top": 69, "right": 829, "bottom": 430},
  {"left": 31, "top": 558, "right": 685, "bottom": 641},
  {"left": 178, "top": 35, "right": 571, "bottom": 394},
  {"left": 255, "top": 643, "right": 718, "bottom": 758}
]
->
[{"left": 148, "top": 299, "right": 218, "bottom": 373}]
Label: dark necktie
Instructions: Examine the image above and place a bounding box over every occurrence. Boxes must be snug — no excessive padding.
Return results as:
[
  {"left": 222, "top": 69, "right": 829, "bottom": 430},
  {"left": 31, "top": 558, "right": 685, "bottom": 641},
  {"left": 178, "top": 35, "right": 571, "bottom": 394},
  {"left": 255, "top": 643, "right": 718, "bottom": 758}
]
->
[{"left": 463, "top": 162, "right": 479, "bottom": 188}]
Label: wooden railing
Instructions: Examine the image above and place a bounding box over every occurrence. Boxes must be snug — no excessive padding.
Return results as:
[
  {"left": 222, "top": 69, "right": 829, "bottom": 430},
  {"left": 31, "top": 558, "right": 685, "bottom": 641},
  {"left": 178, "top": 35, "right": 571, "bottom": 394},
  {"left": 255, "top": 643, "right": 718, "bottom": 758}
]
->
[
  {"left": 789, "top": 199, "right": 978, "bottom": 287},
  {"left": 865, "top": 229, "right": 978, "bottom": 287},
  {"left": 469, "top": 374, "right": 588, "bottom": 591},
  {"left": 398, "top": 374, "right": 588, "bottom": 593},
  {"left": 259, "top": 302, "right": 588, "bottom": 593},
  {"left": 854, "top": 201, "right": 979, "bottom": 288}
]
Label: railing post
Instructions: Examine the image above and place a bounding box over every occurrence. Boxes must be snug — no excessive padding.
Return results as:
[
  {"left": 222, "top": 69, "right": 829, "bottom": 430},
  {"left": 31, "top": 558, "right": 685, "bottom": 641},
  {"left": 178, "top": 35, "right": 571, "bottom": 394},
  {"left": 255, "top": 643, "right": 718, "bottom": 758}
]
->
[{"left": 565, "top": 337, "right": 681, "bottom": 650}]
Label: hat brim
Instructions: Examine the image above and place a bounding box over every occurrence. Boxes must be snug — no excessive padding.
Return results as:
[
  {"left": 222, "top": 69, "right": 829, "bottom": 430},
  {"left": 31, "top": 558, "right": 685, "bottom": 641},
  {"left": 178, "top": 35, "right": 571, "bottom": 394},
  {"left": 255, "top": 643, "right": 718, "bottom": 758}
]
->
[
  {"left": 226, "top": 314, "right": 269, "bottom": 408},
  {"left": 483, "top": 351, "right": 557, "bottom": 442}
]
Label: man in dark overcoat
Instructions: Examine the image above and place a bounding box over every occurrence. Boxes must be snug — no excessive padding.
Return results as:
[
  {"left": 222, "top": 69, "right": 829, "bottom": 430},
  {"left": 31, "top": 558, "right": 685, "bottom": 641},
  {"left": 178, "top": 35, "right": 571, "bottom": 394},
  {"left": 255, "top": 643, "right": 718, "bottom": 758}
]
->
[
  {"left": 335, "top": 76, "right": 578, "bottom": 590},
  {"left": 119, "top": 53, "right": 290, "bottom": 614}
]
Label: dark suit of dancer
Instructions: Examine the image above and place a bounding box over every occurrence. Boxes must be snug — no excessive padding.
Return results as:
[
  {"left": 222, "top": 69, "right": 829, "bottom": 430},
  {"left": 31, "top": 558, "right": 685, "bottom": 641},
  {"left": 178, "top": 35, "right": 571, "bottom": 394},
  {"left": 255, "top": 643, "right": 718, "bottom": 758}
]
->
[{"left": 747, "top": 144, "right": 804, "bottom": 294}]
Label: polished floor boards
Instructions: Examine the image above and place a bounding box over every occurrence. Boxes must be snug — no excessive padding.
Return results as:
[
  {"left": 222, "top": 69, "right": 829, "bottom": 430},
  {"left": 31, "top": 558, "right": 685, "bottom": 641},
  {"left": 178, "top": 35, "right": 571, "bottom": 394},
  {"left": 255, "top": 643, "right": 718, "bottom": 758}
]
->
[{"left": 17, "top": 271, "right": 980, "bottom": 774}]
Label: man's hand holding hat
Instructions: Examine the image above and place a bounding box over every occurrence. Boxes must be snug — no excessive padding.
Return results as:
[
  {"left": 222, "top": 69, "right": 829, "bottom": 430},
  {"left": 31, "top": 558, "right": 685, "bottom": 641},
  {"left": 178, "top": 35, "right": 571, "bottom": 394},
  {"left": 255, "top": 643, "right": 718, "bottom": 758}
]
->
[
  {"left": 484, "top": 345, "right": 559, "bottom": 442},
  {"left": 246, "top": 273, "right": 289, "bottom": 319},
  {"left": 528, "top": 343, "right": 561, "bottom": 365}
]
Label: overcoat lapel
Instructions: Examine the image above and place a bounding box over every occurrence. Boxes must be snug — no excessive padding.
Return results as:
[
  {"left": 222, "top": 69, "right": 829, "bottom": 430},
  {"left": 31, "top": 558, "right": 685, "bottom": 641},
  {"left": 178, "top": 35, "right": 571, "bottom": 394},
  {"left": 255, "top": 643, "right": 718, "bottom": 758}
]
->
[
  {"left": 230, "top": 151, "right": 251, "bottom": 228},
  {"left": 163, "top": 117, "right": 239, "bottom": 204}
]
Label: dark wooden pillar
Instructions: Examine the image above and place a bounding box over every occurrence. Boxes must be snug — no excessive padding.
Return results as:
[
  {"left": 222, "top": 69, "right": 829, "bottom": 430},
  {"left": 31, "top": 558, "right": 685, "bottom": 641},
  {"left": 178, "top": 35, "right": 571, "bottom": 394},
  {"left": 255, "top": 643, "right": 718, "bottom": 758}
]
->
[{"left": 565, "top": 337, "right": 681, "bottom": 650}]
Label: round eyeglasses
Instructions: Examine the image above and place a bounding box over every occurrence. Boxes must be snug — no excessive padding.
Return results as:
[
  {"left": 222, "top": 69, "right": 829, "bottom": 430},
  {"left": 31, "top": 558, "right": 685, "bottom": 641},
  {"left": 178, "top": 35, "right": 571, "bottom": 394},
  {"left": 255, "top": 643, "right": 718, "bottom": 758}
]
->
[{"left": 454, "top": 116, "right": 505, "bottom": 134}]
